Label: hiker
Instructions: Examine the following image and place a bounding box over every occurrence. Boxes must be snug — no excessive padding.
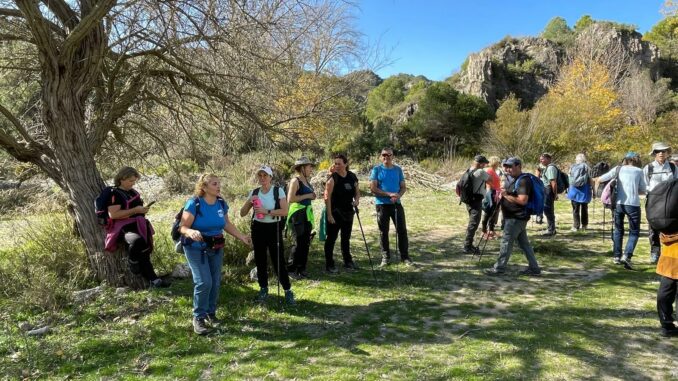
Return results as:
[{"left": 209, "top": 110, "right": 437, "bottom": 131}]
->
[
  {"left": 567, "top": 153, "right": 592, "bottom": 232},
  {"left": 481, "top": 156, "right": 502, "bottom": 240},
  {"left": 462, "top": 155, "right": 490, "bottom": 254},
  {"left": 485, "top": 157, "right": 541, "bottom": 276},
  {"left": 671, "top": 154, "right": 678, "bottom": 168},
  {"left": 656, "top": 229, "right": 678, "bottom": 337},
  {"left": 537, "top": 153, "right": 559, "bottom": 236},
  {"left": 105, "top": 167, "right": 170, "bottom": 288},
  {"left": 239, "top": 165, "right": 295, "bottom": 305},
  {"left": 595, "top": 152, "right": 646, "bottom": 269},
  {"left": 644, "top": 142, "right": 678, "bottom": 264},
  {"left": 369, "top": 148, "right": 413, "bottom": 267},
  {"left": 324, "top": 154, "right": 360, "bottom": 273},
  {"left": 499, "top": 159, "right": 515, "bottom": 231},
  {"left": 178, "top": 173, "right": 251, "bottom": 335},
  {"left": 287, "top": 156, "right": 317, "bottom": 279}
]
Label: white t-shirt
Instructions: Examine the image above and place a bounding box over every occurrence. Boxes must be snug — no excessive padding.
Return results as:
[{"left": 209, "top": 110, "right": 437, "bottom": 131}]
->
[{"left": 247, "top": 186, "right": 286, "bottom": 223}]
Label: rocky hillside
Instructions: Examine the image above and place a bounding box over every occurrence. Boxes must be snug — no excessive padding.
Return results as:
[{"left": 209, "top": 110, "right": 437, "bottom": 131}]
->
[{"left": 454, "top": 23, "right": 661, "bottom": 109}]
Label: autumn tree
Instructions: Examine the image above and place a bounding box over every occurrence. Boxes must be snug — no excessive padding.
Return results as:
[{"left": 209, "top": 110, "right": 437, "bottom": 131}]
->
[{"left": 0, "top": 0, "right": 367, "bottom": 287}]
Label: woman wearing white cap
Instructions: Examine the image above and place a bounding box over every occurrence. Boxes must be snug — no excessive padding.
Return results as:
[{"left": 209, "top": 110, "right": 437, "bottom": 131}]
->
[
  {"left": 240, "top": 165, "right": 295, "bottom": 304},
  {"left": 644, "top": 142, "right": 678, "bottom": 263},
  {"left": 286, "top": 156, "right": 317, "bottom": 279}
]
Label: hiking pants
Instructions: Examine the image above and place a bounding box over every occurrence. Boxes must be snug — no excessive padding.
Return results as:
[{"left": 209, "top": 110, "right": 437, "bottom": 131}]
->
[
  {"left": 465, "top": 198, "right": 483, "bottom": 248},
  {"left": 121, "top": 226, "right": 158, "bottom": 282},
  {"left": 324, "top": 211, "right": 354, "bottom": 269},
  {"left": 288, "top": 221, "right": 312, "bottom": 274},
  {"left": 493, "top": 218, "right": 540, "bottom": 272},
  {"left": 657, "top": 276, "right": 678, "bottom": 329},
  {"left": 252, "top": 221, "right": 291, "bottom": 290},
  {"left": 376, "top": 203, "right": 409, "bottom": 260},
  {"left": 184, "top": 246, "right": 223, "bottom": 318},
  {"left": 571, "top": 201, "right": 589, "bottom": 229},
  {"left": 481, "top": 198, "right": 500, "bottom": 233},
  {"left": 544, "top": 187, "right": 556, "bottom": 233},
  {"left": 612, "top": 204, "right": 641, "bottom": 260},
  {"left": 649, "top": 228, "right": 662, "bottom": 258}
]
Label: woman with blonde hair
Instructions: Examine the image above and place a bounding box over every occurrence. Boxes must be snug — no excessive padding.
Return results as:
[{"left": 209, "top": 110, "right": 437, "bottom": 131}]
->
[
  {"left": 179, "top": 173, "right": 251, "bottom": 335},
  {"left": 481, "top": 156, "right": 502, "bottom": 239},
  {"left": 287, "top": 157, "right": 317, "bottom": 279}
]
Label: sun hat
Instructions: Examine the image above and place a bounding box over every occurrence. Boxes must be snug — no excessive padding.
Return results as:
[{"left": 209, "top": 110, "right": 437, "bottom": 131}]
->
[
  {"left": 649, "top": 142, "right": 671, "bottom": 155},
  {"left": 293, "top": 156, "right": 315, "bottom": 169}
]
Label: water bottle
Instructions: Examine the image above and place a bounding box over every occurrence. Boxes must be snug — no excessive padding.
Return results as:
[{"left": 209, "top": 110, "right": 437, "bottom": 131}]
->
[{"left": 252, "top": 195, "right": 265, "bottom": 219}]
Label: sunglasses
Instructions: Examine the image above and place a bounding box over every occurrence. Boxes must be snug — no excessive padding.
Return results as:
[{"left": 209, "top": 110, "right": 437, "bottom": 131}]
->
[
  {"left": 654, "top": 150, "right": 668, "bottom": 154},
  {"left": 381, "top": 153, "right": 392, "bottom": 157}
]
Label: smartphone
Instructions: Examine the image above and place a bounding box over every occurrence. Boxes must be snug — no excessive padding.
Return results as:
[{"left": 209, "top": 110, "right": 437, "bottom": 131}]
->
[{"left": 146, "top": 201, "right": 156, "bottom": 208}]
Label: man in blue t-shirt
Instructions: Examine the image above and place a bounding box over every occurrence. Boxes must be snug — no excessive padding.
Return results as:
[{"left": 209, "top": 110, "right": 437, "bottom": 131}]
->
[{"left": 369, "top": 148, "right": 413, "bottom": 267}]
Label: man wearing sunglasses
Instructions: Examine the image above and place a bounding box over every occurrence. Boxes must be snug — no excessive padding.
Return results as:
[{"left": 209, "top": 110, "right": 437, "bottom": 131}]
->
[
  {"left": 644, "top": 142, "right": 678, "bottom": 264},
  {"left": 369, "top": 148, "right": 413, "bottom": 267}
]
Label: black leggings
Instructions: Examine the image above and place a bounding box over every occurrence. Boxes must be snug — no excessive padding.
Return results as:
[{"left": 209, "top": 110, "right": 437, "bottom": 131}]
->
[
  {"left": 121, "top": 225, "right": 158, "bottom": 281},
  {"left": 324, "top": 211, "right": 354, "bottom": 268},
  {"left": 252, "top": 221, "right": 291, "bottom": 290},
  {"left": 289, "top": 222, "right": 312, "bottom": 273}
]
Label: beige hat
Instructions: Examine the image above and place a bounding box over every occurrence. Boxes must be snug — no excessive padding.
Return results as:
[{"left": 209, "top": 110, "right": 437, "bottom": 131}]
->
[
  {"left": 649, "top": 142, "right": 671, "bottom": 155},
  {"left": 293, "top": 156, "right": 315, "bottom": 169}
]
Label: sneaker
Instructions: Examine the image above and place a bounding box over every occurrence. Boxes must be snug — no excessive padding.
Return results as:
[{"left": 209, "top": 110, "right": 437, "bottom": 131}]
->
[
  {"left": 402, "top": 258, "right": 414, "bottom": 267},
  {"left": 379, "top": 258, "right": 390, "bottom": 268},
  {"left": 326, "top": 266, "right": 339, "bottom": 274},
  {"left": 621, "top": 256, "right": 634, "bottom": 270},
  {"left": 488, "top": 231, "right": 497, "bottom": 239},
  {"left": 536, "top": 216, "right": 544, "bottom": 224},
  {"left": 612, "top": 257, "right": 622, "bottom": 265},
  {"left": 150, "top": 278, "right": 171, "bottom": 288},
  {"left": 570, "top": 227, "right": 578, "bottom": 233},
  {"left": 463, "top": 246, "right": 480, "bottom": 255},
  {"left": 661, "top": 326, "right": 678, "bottom": 337},
  {"left": 193, "top": 317, "right": 209, "bottom": 335},
  {"left": 255, "top": 287, "right": 268, "bottom": 303},
  {"left": 581, "top": 225, "right": 588, "bottom": 231},
  {"left": 481, "top": 232, "right": 490, "bottom": 240},
  {"left": 298, "top": 270, "right": 309, "bottom": 279},
  {"left": 540, "top": 230, "right": 556, "bottom": 237},
  {"left": 285, "top": 290, "right": 296, "bottom": 305},
  {"left": 343, "top": 262, "right": 359, "bottom": 270},
  {"left": 206, "top": 314, "right": 222, "bottom": 327},
  {"left": 518, "top": 267, "right": 542, "bottom": 276},
  {"left": 484, "top": 268, "right": 506, "bottom": 276}
]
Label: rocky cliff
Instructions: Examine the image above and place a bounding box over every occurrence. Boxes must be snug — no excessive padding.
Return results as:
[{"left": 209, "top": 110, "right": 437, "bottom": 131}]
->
[{"left": 454, "top": 23, "right": 661, "bottom": 110}]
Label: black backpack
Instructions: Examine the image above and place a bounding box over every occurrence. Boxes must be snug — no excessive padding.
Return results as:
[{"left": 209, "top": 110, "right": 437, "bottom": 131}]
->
[
  {"left": 94, "top": 186, "right": 130, "bottom": 227},
  {"left": 456, "top": 169, "right": 483, "bottom": 205},
  {"left": 647, "top": 162, "right": 677, "bottom": 182},
  {"left": 251, "top": 186, "right": 285, "bottom": 225},
  {"left": 171, "top": 196, "right": 226, "bottom": 252},
  {"left": 646, "top": 178, "right": 678, "bottom": 234},
  {"left": 547, "top": 164, "right": 569, "bottom": 193},
  {"left": 590, "top": 162, "right": 610, "bottom": 198}
]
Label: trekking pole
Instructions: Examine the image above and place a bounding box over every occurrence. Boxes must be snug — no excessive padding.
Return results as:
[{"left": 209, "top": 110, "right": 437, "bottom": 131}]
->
[
  {"left": 478, "top": 205, "right": 501, "bottom": 262},
  {"left": 393, "top": 204, "right": 401, "bottom": 285},
  {"left": 602, "top": 206, "right": 606, "bottom": 243},
  {"left": 354, "top": 206, "right": 377, "bottom": 282},
  {"left": 276, "top": 219, "right": 281, "bottom": 305}
]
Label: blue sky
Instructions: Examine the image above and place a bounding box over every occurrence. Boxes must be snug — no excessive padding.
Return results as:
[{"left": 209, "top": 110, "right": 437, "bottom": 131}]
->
[{"left": 355, "top": 0, "right": 666, "bottom": 81}]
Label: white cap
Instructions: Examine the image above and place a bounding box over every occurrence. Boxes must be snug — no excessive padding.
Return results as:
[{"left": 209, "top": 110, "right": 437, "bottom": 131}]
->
[{"left": 255, "top": 165, "right": 273, "bottom": 177}]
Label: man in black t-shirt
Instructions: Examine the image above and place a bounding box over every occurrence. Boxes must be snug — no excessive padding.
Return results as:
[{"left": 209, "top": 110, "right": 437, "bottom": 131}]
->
[{"left": 485, "top": 157, "right": 541, "bottom": 276}]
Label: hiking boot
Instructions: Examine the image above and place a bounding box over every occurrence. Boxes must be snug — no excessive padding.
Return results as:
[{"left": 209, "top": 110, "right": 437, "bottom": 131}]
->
[
  {"left": 487, "top": 231, "right": 497, "bottom": 239},
  {"left": 379, "top": 258, "right": 390, "bottom": 268},
  {"left": 402, "top": 257, "right": 414, "bottom": 267},
  {"left": 581, "top": 225, "right": 588, "bottom": 231},
  {"left": 285, "top": 290, "right": 296, "bottom": 305},
  {"left": 193, "top": 317, "right": 210, "bottom": 336},
  {"left": 326, "top": 266, "right": 339, "bottom": 274},
  {"left": 536, "top": 216, "right": 544, "bottom": 224},
  {"left": 255, "top": 287, "right": 268, "bottom": 303},
  {"left": 621, "top": 256, "right": 634, "bottom": 270},
  {"left": 484, "top": 268, "right": 505, "bottom": 276},
  {"left": 128, "top": 258, "right": 141, "bottom": 275},
  {"left": 343, "top": 262, "right": 359, "bottom": 270},
  {"left": 463, "top": 246, "right": 480, "bottom": 255},
  {"left": 150, "top": 278, "right": 171, "bottom": 288},
  {"left": 661, "top": 326, "right": 678, "bottom": 337},
  {"left": 612, "top": 257, "right": 622, "bottom": 265},
  {"left": 206, "top": 314, "right": 222, "bottom": 328},
  {"left": 518, "top": 267, "right": 542, "bottom": 276}
]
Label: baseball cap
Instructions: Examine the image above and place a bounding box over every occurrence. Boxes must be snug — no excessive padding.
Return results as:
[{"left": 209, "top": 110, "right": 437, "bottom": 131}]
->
[
  {"left": 255, "top": 165, "right": 273, "bottom": 177},
  {"left": 504, "top": 157, "right": 522, "bottom": 166},
  {"left": 474, "top": 155, "right": 489, "bottom": 164}
]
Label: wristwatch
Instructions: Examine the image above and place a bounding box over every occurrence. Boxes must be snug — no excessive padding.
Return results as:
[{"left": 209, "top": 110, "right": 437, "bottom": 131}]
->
[{"left": 267, "top": 209, "right": 271, "bottom": 215}]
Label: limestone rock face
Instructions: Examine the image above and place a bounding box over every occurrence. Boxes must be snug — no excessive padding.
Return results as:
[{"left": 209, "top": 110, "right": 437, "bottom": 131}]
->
[{"left": 455, "top": 24, "right": 660, "bottom": 110}]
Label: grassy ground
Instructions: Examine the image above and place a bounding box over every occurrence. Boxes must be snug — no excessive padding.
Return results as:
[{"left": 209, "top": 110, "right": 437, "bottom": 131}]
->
[{"left": 1, "top": 187, "right": 677, "bottom": 380}]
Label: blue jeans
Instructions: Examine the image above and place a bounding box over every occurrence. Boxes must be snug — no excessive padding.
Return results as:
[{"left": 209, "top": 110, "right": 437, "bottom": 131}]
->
[
  {"left": 184, "top": 245, "right": 224, "bottom": 318},
  {"left": 613, "top": 204, "right": 641, "bottom": 259},
  {"left": 494, "top": 218, "right": 540, "bottom": 272}
]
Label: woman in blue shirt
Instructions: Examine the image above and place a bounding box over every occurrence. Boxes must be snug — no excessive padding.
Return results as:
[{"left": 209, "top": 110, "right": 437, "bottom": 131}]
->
[{"left": 179, "top": 173, "right": 251, "bottom": 335}]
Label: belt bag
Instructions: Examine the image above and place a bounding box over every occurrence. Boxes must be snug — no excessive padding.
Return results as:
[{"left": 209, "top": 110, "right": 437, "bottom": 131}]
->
[{"left": 203, "top": 234, "right": 225, "bottom": 250}]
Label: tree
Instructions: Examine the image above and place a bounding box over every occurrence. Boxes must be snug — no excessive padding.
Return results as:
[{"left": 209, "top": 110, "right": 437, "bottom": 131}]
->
[
  {"left": 644, "top": 15, "right": 678, "bottom": 64},
  {"left": 574, "top": 15, "right": 594, "bottom": 32},
  {"left": 0, "top": 0, "right": 366, "bottom": 287},
  {"left": 542, "top": 17, "right": 573, "bottom": 45}
]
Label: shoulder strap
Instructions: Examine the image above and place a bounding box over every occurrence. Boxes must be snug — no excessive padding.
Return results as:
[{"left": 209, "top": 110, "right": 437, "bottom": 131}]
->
[
  {"left": 273, "top": 186, "right": 281, "bottom": 210},
  {"left": 670, "top": 162, "right": 676, "bottom": 174},
  {"left": 647, "top": 163, "right": 654, "bottom": 180},
  {"left": 194, "top": 196, "right": 201, "bottom": 216},
  {"left": 252, "top": 187, "right": 260, "bottom": 196}
]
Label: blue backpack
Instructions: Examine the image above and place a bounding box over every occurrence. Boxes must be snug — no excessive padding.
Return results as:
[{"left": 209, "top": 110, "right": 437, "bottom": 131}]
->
[{"left": 513, "top": 173, "right": 545, "bottom": 216}]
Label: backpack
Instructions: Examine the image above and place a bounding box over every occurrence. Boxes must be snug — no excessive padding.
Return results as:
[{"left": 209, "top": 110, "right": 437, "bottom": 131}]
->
[
  {"left": 456, "top": 169, "right": 483, "bottom": 205},
  {"left": 171, "top": 196, "right": 227, "bottom": 254},
  {"left": 600, "top": 166, "right": 622, "bottom": 210},
  {"left": 646, "top": 178, "right": 678, "bottom": 234},
  {"left": 513, "top": 173, "right": 545, "bottom": 216},
  {"left": 95, "top": 186, "right": 133, "bottom": 227},
  {"left": 570, "top": 164, "right": 589, "bottom": 188},
  {"left": 590, "top": 162, "right": 610, "bottom": 198},
  {"left": 647, "top": 162, "right": 677, "bottom": 183},
  {"left": 251, "top": 186, "right": 285, "bottom": 226},
  {"left": 547, "top": 164, "right": 569, "bottom": 193}
]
